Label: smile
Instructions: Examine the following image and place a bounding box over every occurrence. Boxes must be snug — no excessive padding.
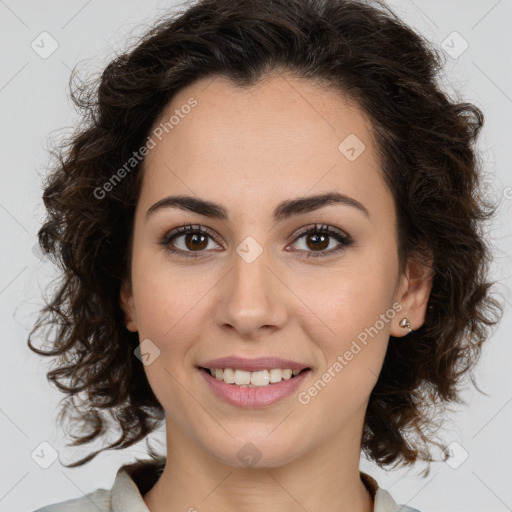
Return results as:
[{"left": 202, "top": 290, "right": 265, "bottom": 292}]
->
[
  {"left": 198, "top": 367, "right": 311, "bottom": 408},
  {"left": 204, "top": 367, "right": 305, "bottom": 387}
]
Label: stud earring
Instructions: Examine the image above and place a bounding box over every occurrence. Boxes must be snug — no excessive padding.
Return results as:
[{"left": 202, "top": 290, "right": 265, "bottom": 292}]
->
[{"left": 399, "top": 317, "right": 412, "bottom": 333}]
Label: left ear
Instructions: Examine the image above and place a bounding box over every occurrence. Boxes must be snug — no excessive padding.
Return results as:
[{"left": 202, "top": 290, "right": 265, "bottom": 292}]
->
[{"left": 391, "top": 254, "right": 434, "bottom": 337}]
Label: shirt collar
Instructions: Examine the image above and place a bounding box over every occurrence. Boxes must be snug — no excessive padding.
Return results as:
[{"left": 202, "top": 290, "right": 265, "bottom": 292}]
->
[
  {"left": 111, "top": 458, "right": 405, "bottom": 512},
  {"left": 360, "top": 471, "right": 407, "bottom": 512}
]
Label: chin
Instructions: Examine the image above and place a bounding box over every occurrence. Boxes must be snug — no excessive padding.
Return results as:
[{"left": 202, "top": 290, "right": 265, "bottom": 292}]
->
[{"left": 207, "top": 436, "right": 302, "bottom": 470}]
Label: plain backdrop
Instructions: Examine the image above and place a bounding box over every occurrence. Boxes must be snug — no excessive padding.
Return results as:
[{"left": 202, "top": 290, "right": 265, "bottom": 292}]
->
[{"left": 0, "top": 1, "right": 511, "bottom": 511}]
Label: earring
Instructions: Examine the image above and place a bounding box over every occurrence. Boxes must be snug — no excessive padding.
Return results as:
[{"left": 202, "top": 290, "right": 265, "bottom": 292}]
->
[{"left": 399, "top": 317, "right": 412, "bottom": 333}]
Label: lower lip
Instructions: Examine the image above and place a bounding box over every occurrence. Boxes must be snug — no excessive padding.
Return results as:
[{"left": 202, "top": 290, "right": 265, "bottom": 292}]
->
[{"left": 198, "top": 368, "right": 311, "bottom": 408}]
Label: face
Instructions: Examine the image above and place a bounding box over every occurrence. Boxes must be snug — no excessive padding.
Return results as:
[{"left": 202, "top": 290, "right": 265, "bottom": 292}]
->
[{"left": 121, "top": 73, "right": 431, "bottom": 469}]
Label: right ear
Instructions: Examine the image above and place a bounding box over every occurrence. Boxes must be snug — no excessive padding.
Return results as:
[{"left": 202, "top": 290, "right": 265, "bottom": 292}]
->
[{"left": 120, "top": 279, "right": 138, "bottom": 332}]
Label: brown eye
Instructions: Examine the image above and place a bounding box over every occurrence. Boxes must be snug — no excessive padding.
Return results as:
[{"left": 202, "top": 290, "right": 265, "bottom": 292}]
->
[
  {"left": 160, "top": 222, "right": 353, "bottom": 260},
  {"left": 181, "top": 232, "right": 209, "bottom": 251},
  {"left": 160, "top": 224, "right": 221, "bottom": 258},
  {"left": 304, "top": 232, "right": 330, "bottom": 251},
  {"left": 290, "top": 223, "right": 353, "bottom": 258}
]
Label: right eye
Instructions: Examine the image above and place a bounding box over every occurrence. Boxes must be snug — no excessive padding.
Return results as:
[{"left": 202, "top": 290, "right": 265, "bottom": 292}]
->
[{"left": 160, "top": 223, "right": 222, "bottom": 258}]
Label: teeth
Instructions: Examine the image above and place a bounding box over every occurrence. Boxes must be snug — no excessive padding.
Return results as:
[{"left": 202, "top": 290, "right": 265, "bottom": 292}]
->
[
  {"left": 234, "top": 369, "right": 252, "bottom": 385},
  {"left": 208, "top": 368, "right": 303, "bottom": 387}
]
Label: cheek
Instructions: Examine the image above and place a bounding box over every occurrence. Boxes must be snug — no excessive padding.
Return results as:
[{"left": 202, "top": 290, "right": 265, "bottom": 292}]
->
[
  {"left": 130, "top": 262, "right": 214, "bottom": 409},
  {"left": 296, "top": 249, "right": 397, "bottom": 373},
  {"left": 293, "top": 260, "right": 396, "bottom": 428},
  {"left": 131, "top": 250, "right": 219, "bottom": 359}
]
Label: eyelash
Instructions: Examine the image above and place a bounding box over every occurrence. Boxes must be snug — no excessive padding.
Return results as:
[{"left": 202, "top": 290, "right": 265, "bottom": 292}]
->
[{"left": 159, "top": 222, "right": 353, "bottom": 259}]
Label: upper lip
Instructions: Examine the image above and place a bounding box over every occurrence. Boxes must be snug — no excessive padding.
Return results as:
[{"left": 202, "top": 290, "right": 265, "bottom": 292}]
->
[{"left": 198, "top": 356, "right": 311, "bottom": 372}]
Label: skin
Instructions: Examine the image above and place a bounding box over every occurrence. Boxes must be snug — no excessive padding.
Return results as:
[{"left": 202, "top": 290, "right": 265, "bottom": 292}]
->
[{"left": 120, "top": 73, "right": 432, "bottom": 512}]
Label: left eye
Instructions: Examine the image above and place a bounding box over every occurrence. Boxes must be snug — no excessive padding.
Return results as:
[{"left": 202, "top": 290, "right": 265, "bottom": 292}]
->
[
  {"left": 160, "top": 222, "right": 353, "bottom": 259},
  {"left": 289, "top": 223, "right": 353, "bottom": 258}
]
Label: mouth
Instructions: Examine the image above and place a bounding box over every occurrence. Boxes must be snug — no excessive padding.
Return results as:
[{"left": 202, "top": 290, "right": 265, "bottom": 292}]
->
[
  {"left": 198, "top": 366, "right": 312, "bottom": 408},
  {"left": 198, "top": 366, "right": 311, "bottom": 388}
]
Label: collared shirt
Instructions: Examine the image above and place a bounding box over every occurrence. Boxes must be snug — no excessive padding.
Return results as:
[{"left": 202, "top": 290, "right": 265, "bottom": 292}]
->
[{"left": 33, "top": 457, "right": 420, "bottom": 512}]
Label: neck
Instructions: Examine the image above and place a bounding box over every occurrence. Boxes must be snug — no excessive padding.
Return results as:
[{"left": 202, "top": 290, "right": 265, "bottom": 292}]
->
[{"left": 142, "top": 421, "right": 374, "bottom": 512}]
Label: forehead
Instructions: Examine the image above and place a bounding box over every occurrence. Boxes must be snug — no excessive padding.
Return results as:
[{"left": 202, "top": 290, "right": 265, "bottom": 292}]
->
[{"left": 139, "top": 73, "right": 391, "bottom": 223}]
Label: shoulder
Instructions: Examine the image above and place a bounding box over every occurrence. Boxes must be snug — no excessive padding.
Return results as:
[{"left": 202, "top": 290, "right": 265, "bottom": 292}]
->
[
  {"left": 31, "top": 487, "right": 112, "bottom": 512},
  {"left": 31, "top": 456, "right": 165, "bottom": 512}
]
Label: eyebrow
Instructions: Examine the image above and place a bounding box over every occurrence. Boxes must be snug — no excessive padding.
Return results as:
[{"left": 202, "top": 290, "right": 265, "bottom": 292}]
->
[{"left": 146, "top": 191, "right": 370, "bottom": 222}]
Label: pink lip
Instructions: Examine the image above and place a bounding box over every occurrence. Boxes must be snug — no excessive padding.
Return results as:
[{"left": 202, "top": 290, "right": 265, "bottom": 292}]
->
[
  {"left": 198, "top": 367, "right": 311, "bottom": 408},
  {"left": 198, "top": 356, "right": 310, "bottom": 372}
]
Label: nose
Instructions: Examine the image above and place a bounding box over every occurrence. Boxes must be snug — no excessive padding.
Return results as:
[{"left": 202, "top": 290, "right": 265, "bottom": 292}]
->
[{"left": 213, "top": 246, "right": 288, "bottom": 340}]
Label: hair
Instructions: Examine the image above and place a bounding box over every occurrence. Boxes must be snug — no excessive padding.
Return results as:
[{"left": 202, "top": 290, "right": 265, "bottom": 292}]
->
[{"left": 28, "top": 0, "right": 503, "bottom": 474}]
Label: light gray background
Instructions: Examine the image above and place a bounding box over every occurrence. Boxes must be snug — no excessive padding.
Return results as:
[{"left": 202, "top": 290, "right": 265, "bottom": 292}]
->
[{"left": 1, "top": 1, "right": 511, "bottom": 511}]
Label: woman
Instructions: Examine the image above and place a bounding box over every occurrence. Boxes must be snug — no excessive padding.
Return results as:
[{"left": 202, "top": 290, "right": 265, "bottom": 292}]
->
[{"left": 29, "top": 0, "right": 503, "bottom": 510}]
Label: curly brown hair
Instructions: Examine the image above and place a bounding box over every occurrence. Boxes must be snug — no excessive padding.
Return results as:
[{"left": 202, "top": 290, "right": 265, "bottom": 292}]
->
[{"left": 28, "top": 0, "right": 503, "bottom": 473}]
